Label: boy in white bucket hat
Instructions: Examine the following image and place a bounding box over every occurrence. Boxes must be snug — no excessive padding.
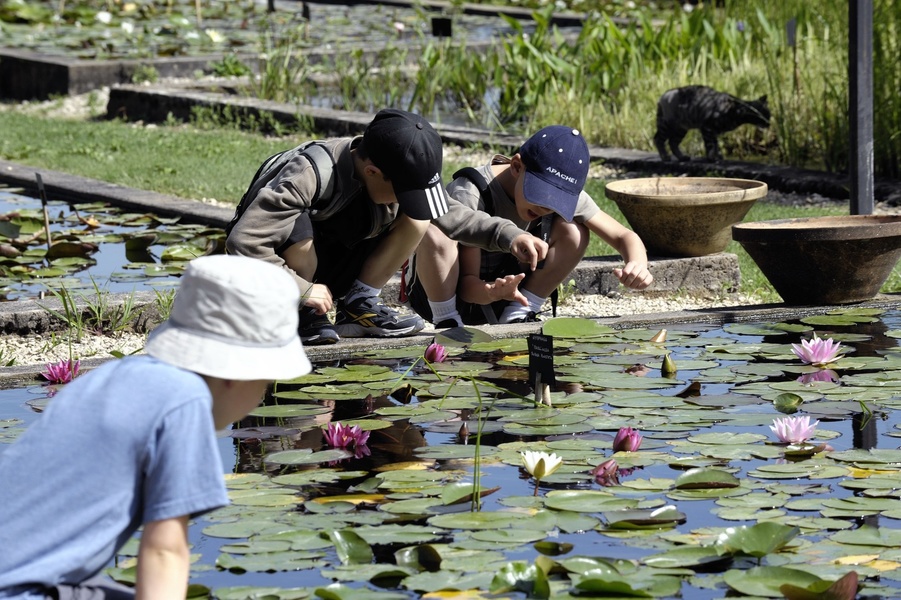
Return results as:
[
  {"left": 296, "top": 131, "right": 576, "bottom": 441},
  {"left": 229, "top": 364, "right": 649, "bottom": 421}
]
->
[{"left": 0, "top": 255, "right": 310, "bottom": 599}]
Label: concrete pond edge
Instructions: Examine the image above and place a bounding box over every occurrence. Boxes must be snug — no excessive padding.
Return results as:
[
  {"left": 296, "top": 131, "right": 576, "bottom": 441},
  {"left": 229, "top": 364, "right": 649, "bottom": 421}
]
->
[{"left": 4, "top": 295, "right": 901, "bottom": 389}]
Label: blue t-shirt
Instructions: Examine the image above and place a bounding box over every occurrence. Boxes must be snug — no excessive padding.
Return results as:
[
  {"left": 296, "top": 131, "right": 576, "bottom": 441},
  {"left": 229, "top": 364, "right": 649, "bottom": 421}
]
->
[{"left": 0, "top": 356, "right": 229, "bottom": 596}]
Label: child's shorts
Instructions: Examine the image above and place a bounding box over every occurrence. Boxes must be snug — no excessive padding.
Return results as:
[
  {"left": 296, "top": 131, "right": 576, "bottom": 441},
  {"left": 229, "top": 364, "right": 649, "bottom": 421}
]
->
[
  {"left": 276, "top": 196, "right": 390, "bottom": 299},
  {"left": 404, "top": 252, "right": 524, "bottom": 325}
]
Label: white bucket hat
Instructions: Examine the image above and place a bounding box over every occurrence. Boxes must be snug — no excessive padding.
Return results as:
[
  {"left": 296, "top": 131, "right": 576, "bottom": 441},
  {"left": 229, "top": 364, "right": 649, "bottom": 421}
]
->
[{"left": 145, "top": 254, "right": 311, "bottom": 381}]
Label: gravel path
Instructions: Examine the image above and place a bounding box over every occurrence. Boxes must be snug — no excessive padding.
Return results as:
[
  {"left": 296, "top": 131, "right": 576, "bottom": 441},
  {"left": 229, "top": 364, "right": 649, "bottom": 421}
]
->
[{"left": 0, "top": 289, "right": 763, "bottom": 368}]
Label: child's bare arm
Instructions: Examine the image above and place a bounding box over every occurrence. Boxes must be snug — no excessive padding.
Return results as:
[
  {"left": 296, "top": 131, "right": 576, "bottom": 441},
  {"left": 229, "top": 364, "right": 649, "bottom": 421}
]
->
[
  {"left": 458, "top": 246, "right": 529, "bottom": 306},
  {"left": 136, "top": 515, "right": 190, "bottom": 600},
  {"left": 585, "top": 212, "right": 653, "bottom": 290}
]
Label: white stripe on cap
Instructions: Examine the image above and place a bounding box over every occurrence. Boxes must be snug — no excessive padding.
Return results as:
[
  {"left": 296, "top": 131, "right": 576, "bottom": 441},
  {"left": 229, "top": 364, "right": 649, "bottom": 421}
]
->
[{"left": 426, "top": 183, "right": 449, "bottom": 219}]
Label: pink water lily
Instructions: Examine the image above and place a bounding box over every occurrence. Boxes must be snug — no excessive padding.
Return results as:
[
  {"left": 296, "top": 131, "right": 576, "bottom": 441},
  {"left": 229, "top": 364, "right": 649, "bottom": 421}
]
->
[
  {"left": 591, "top": 458, "right": 619, "bottom": 487},
  {"left": 324, "top": 422, "right": 370, "bottom": 450},
  {"left": 613, "top": 427, "right": 642, "bottom": 452},
  {"left": 770, "top": 415, "right": 819, "bottom": 444},
  {"left": 424, "top": 342, "right": 448, "bottom": 363},
  {"left": 791, "top": 334, "right": 842, "bottom": 366},
  {"left": 41, "top": 359, "right": 80, "bottom": 384}
]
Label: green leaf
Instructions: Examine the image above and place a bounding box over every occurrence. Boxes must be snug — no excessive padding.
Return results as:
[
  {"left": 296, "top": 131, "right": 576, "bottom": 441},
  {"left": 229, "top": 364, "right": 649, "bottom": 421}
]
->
[
  {"left": 327, "top": 529, "right": 374, "bottom": 565},
  {"left": 780, "top": 570, "right": 859, "bottom": 600},
  {"left": 212, "top": 587, "right": 310, "bottom": 600},
  {"left": 674, "top": 468, "right": 741, "bottom": 489},
  {"left": 434, "top": 326, "right": 494, "bottom": 346},
  {"left": 264, "top": 449, "right": 351, "bottom": 465},
  {"left": 314, "top": 584, "right": 408, "bottom": 599},
  {"left": 723, "top": 566, "right": 821, "bottom": 597},
  {"left": 604, "top": 506, "right": 686, "bottom": 529},
  {"left": 489, "top": 561, "right": 550, "bottom": 599},
  {"left": 440, "top": 482, "right": 500, "bottom": 505},
  {"left": 715, "top": 522, "right": 800, "bottom": 557},
  {"left": 643, "top": 546, "right": 730, "bottom": 569},
  {"left": 542, "top": 317, "right": 615, "bottom": 337},
  {"left": 774, "top": 392, "right": 803, "bottom": 413},
  {"left": 394, "top": 544, "right": 442, "bottom": 572}
]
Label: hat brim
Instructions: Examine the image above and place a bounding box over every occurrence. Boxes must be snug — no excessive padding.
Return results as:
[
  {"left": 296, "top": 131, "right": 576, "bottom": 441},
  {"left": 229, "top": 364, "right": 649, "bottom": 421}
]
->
[
  {"left": 145, "top": 321, "right": 312, "bottom": 381},
  {"left": 522, "top": 171, "right": 578, "bottom": 222},
  {"left": 396, "top": 181, "right": 450, "bottom": 221}
]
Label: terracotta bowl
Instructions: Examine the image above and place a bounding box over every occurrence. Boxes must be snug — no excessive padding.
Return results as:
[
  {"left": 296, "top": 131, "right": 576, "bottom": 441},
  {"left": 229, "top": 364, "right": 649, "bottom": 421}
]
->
[
  {"left": 732, "top": 215, "right": 901, "bottom": 305},
  {"left": 605, "top": 177, "right": 767, "bottom": 257}
]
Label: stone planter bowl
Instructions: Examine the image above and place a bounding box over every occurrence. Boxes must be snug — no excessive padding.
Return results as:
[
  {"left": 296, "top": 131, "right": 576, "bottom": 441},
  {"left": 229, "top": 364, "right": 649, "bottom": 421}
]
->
[
  {"left": 732, "top": 215, "right": 901, "bottom": 305},
  {"left": 605, "top": 177, "right": 767, "bottom": 257}
]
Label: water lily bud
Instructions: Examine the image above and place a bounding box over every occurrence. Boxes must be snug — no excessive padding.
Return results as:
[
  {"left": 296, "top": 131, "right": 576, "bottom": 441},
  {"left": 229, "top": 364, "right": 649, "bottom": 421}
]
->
[
  {"left": 650, "top": 329, "right": 667, "bottom": 343},
  {"left": 613, "top": 427, "right": 642, "bottom": 452},
  {"left": 458, "top": 422, "right": 469, "bottom": 444},
  {"left": 661, "top": 353, "right": 677, "bottom": 375},
  {"left": 425, "top": 342, "right": 448, "bottom": 363}
]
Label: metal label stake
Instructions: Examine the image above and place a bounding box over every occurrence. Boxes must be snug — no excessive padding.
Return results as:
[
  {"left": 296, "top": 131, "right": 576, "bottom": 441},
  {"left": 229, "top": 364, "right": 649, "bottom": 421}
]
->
[{"left": 35, "top": 173, "right": 52, "bottom": 253}]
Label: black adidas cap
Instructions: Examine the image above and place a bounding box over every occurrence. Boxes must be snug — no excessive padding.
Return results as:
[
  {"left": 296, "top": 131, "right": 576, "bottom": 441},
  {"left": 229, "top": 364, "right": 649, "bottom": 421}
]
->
[{"left": 361, "top": 109, "right": 449, "bottom": 221}]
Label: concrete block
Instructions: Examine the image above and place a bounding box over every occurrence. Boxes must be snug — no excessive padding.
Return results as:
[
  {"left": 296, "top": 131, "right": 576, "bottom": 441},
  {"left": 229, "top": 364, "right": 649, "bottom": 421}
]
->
[{"left": 0, "top": 48, "right": 225, "bottom": 101}]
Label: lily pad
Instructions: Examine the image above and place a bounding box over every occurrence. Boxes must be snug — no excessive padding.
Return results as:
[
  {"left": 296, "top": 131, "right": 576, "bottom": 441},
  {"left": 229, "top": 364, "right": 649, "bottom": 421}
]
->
[{"left": 723, "top": 566, "right": 821, "bottom": 597}]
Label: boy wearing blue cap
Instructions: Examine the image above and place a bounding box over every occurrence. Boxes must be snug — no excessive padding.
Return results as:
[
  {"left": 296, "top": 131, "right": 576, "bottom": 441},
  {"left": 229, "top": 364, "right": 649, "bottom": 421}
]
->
[{"left": 405, "top": 126, "right": 653, "bottom": 326}]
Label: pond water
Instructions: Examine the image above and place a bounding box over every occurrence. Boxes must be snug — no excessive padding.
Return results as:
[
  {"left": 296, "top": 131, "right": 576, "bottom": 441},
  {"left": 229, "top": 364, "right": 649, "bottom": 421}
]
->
[
  {"left": 4, "top": 308, "right": 901, "bottom": 598},
  {"left": 4, "top": 0, "right": 538, "bottom": 60},
  {"left": 0, "top": 187, "right": 220, "bottom": 301}
]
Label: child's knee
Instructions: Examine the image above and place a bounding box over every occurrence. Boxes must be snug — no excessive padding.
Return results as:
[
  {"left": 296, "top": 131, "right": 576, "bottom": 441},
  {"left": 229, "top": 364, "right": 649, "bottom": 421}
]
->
[{"left": 551, "top": 221, "right": 589, "bottom": 255}]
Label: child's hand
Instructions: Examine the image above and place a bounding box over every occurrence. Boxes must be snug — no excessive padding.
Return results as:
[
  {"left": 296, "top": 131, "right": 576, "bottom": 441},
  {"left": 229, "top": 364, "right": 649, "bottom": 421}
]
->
[
  {"left": 510, "top": 234, "right": 548, "bottom": 271},
  {"left": 614, "top": 263, "right": 653, "bottom": 290},
  {"left": 303, "top": 283, "right": 334, "bottom": 314},
  {"left": 489, "top": 273, "right": 529, "bottom": 305}
]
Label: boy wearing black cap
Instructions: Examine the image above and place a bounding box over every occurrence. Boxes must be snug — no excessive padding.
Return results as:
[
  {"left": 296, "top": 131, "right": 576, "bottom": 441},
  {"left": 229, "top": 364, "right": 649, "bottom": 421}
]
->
[
  {"left": 226, "top": 109, "right": 449, "bottom": 345},
  {"left": 406, "top": 125, "right": 653, "bottom": 326}
]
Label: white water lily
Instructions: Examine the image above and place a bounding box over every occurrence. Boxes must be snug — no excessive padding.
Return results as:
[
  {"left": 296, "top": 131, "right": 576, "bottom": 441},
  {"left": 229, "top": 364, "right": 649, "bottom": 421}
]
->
[
  {"left": 520, "top": 450, "right": 563, "bottom": 481},
  {"left": 205, "top": 28, "right": 224, "bottom": 43},
  {"left": 95, "top": 10, "right": 112, "bottom": 24}
]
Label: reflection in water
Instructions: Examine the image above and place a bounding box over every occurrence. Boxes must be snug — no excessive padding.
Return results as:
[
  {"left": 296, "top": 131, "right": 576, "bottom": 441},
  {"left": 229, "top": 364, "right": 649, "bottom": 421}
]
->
[
  {"left": 852, "top": 410, "right": 878, "bottom": 450},
  {"left": 232, "top": 393, "right": 430, "bottom": 475}
]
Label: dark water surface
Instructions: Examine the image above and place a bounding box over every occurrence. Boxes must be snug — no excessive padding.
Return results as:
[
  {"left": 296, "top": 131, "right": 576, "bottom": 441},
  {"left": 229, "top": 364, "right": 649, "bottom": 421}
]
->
[{"left": 0, "top": 189, "right": 201, "bottom": 301}]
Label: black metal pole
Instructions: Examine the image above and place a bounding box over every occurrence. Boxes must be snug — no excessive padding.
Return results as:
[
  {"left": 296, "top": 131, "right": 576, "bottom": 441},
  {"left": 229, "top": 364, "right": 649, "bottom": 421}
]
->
[{"left": 849, "top": 0, "right": 874, "bottom": 215}]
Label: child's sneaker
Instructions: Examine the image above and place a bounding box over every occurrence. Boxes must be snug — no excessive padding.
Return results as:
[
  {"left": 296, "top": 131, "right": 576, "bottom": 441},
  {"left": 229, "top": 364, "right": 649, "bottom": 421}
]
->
[
  {"left": 335, "top": 296, "right": 425, "bottom": 338},
  {"left": 506, "top": 311, "right": 540, "bottom": 324},
  {"left": 298, "top": 307, "right": 339, "bottom": 345},
  {"left": 435, "top": 318, "right": 462, "bottom": 329}
]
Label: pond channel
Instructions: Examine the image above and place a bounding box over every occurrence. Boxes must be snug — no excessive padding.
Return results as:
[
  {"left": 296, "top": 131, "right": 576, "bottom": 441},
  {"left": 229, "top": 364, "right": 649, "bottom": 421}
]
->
[
  {"left": 5, "top": 0, "right": 538, "bottom": 59},
  {"left": 3, "top": 308, "right": 901, "bottom": 598},
  {"left": 0, "top": 187, "right": 222, "bottom": 301}
]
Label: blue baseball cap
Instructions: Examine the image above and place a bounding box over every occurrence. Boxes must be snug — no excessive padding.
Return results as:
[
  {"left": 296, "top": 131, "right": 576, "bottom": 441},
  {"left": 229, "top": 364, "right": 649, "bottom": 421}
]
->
[{"left": 519, "top": 126, "right": 590, "bottom": 222}]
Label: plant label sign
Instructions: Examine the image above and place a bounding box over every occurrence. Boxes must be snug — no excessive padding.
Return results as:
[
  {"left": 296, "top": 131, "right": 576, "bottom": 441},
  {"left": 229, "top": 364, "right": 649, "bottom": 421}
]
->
[{"left": 528, "top": 333, "right": 555, "bottom": 387}]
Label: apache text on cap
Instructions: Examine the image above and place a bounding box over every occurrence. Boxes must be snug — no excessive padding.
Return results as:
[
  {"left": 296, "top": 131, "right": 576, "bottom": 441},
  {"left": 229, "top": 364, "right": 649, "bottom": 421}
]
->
[{"left": 546, "top": 166, "right": 578, "bottom": 184}]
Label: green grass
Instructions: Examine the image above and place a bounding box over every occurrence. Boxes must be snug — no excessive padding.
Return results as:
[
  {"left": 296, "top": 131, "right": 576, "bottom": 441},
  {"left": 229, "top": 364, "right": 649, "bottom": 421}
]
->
[
  {"left": 0, "top": 109, "right": 884, "bottom": 302},
  {"left": 0, "top": 111, "right": 302, "bottom": 203}
]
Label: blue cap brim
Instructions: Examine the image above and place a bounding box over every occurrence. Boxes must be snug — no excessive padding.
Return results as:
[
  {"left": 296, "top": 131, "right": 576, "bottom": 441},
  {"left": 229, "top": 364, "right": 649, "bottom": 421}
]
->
[{"left": 522, "top": 171, "right": 578, "bottom": 222}]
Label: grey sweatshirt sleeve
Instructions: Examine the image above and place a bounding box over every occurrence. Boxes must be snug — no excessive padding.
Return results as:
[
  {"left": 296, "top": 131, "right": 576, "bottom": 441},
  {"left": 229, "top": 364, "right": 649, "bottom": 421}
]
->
[
  {"left": 432, "top": 178, "right": 526, "bottom": 253},
  {"left": 225, "top": 154, "right": 319, "bottom": 295}
]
